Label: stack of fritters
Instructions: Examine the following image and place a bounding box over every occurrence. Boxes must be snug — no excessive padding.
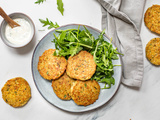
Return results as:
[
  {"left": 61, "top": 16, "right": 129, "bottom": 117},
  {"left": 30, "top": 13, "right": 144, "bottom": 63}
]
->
[{"left": 38, "top": 49, "right": 100, "bottom": 106}]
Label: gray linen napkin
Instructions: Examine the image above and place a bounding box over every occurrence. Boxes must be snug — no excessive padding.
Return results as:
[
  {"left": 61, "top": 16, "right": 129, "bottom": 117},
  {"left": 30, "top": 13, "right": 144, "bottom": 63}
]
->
[{"left": 97, "top": 0, "right": 146, "bottom": 87}]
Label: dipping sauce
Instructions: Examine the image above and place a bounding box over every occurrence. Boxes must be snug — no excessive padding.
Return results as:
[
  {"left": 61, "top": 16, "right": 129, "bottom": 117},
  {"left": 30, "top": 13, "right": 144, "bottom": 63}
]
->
[{"left": 5, "top": 18, "right": 32, "bottom": 45}]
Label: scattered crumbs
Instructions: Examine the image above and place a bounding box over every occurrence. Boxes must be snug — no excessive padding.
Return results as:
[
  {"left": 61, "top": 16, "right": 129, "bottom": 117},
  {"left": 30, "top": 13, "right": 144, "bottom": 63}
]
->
[{"left": 38, "top": 29, "right": 45, "bottom": 31}]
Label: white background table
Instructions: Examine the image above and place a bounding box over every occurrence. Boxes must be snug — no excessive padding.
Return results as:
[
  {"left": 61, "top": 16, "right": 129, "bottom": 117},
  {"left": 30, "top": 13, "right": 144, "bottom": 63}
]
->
[{"left": 0, "top": 0, "right": 160, "bottom": 120}]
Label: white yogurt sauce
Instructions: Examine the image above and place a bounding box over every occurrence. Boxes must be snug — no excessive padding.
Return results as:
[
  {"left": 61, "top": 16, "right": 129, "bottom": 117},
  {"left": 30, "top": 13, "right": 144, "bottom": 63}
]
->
[{"left": 5, "top": 18, "right": 32, "bottom": 45}]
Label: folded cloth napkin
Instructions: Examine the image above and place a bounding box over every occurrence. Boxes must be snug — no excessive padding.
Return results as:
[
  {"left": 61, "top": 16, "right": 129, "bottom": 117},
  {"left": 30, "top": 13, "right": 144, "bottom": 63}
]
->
[{"left": 97, "top": 0, "right": 146, "bottom": 87}]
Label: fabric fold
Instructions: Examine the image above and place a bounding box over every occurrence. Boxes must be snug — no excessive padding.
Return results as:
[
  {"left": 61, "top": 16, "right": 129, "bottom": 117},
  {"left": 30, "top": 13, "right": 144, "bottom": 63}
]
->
[{"left": 97, "top": 0, "right": 145, "bottom": 87}]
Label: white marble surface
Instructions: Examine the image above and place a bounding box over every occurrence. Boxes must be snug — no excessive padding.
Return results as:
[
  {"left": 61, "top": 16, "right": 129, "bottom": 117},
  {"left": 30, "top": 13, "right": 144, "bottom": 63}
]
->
[{"left": 0, "top": 0, "right": 160, "bottom": 120}]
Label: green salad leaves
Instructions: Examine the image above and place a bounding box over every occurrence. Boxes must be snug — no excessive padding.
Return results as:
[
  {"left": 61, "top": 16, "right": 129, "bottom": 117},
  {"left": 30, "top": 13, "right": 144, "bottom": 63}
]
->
[
  {"left": 35, "top": 0, "right": 46, "bottom": 4},
  {"left": 57, "top": 0, "right": 64, "bottom": 15},
  {"left": 52, "top": 26, "right": 123, "bottom": 89},
  {"left": 39, "top": 18, "right": 59, "bottom": 29},
  {"left": 35, "top": 0, "right": 64, "bottom": 16}
]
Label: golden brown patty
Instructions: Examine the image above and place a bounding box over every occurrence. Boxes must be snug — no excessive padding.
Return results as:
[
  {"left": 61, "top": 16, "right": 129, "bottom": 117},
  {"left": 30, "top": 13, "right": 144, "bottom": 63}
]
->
[
  {"left": 1, "top": 77, "right": 31, "bottom": 107},
  {"left": 52, "top": 73, "right": 75, "bottom": 100},
  {"left": 71, "top": 80, "right": 100, "bottom": 106},
  {"left": 146, "top": 38, "right": 160, "bottom": 65},
  {"left": 144, "top": 5, "right": 160, "bottom": 34},
  {"left": 38, "top": 49, "right": 67, "bottom": 80},
  {"left": 66, "top": 51, "right": 96, "bottom": 81}
]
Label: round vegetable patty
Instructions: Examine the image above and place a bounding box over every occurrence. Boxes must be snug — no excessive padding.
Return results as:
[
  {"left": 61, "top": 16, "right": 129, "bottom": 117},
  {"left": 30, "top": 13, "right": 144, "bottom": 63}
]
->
[
  {"left": 66, "top": 51, "right": 96, "bottom": 81},
  {"left": 71, "top": 80, "right": 100, "bottom": 106},
  {"left": 52, "top": 73, "right": 75, "bottom": 100},
  {"left": 1, "top": 77, "right": 31, "bottom": 107},
  {"left": 144, "top": 5, "right": 160, "bottom": 34},
  {"left": 38, "top": 49, "right": 67, "bottom": 80},
  {"left": 146, "top": 38, "right": 160, "bottom": 65}
]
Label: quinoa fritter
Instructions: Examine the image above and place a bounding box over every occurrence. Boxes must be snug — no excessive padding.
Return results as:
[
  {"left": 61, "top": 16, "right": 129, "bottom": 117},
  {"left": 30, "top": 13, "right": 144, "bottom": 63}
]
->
[
  {"left": 71, "top": 80, "right": 100, "bottom": 106},
  {"left": 52, "top": 73, "right": 75, "bottom": 100},
  {"left": 146, "top": 38, "right": 160, "bottom": 65},
  {"left": 144, "top": 5, "right": 160, "bottom": 34},
  {"left": 1, "top": 77, "right": 31, "bottom": 107},
  {"left": 38, "top": 49, "right": 67, "bottom": 80},
  {"left": 66, "top": 51, "right": 96, "bottom": 81}
]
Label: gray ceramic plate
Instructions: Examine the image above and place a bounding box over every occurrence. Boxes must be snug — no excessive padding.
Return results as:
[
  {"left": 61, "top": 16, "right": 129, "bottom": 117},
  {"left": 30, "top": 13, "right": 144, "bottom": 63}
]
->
[{"left": 31, "top": 24, "right": 122, "bottom": 112}]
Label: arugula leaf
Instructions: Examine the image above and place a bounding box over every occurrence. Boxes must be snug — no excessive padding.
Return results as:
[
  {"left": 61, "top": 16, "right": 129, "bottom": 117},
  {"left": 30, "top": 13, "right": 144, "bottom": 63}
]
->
[
  {"left": 57, "top": 0, "right": 64, "bottom": 16},
  {"left": 69, "top": 45, "right": 83, "bottom": 56},
  {"left": 99, "top": 77, "right": 115, "bottom": 89},
  {"left": 35, "top": 0, "right": 46, "bottom": 4},
  {"left": 39, "top": 18, "right": 59, "bottom": 29}
]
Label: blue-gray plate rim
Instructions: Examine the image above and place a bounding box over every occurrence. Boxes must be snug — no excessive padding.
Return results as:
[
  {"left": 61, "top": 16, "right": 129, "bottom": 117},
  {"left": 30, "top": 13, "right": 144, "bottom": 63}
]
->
[{"left": 31, "top": 24, "right": 122, "bottom": 112}]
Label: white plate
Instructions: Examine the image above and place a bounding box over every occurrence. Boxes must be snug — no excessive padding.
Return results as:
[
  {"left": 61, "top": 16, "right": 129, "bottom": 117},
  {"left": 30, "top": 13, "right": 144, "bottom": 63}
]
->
[{"left": 31, "top": 24, "right": 122, "bottom": 112}]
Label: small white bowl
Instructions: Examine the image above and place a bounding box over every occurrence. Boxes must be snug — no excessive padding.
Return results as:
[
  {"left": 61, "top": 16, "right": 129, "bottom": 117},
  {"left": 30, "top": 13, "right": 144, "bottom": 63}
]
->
[{"left": 0, "top": 12, "right": 35, "bottom": 48}]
